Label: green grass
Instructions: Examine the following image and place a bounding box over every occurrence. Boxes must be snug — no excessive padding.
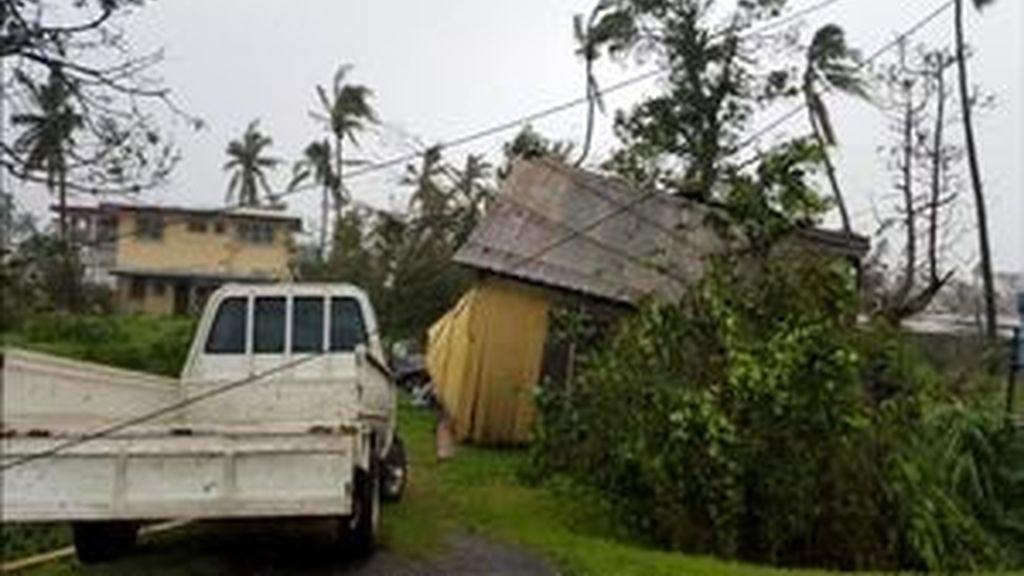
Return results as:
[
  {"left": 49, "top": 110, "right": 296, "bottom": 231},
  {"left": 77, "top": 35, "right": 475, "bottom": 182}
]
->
[
  {"left": 2, "top": 313, "right": 196, "bottom": 377},
  {"left": 384, "top": 401, "right": 844, "bottom": 576}
]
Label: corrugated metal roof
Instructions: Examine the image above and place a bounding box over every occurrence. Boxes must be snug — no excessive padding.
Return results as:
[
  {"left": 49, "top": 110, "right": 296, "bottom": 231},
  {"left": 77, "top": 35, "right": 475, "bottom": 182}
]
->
[
  {"left": 455, "top": 158, "right": 868, "bottom": 305},
  {"left": 454, "top": 159, "right": 726, "bottom": 304}
]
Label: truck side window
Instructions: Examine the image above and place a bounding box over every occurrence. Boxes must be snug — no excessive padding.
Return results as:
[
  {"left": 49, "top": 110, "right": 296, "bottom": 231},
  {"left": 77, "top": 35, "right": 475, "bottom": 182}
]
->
[
  {"left": 206, "top": 297, "right": 247, "bottom": 354},
  {"left": 254, "top": 297, "right": 286, "bottom": 354},
  {"left": 330, "top": 297, "right": 367, "bottom": 352},
  {"left": 292, "top": 297, "right": 324, "bottom": 353}
]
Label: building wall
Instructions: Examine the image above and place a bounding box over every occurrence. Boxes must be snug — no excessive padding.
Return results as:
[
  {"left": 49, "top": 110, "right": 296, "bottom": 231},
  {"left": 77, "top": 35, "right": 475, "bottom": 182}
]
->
[{"left": 114, "top": 212, "right": 293, "bottom": 279}]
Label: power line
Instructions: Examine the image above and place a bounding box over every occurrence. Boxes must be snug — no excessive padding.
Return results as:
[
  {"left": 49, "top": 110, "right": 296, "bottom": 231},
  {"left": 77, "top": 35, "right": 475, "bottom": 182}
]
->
[{"left": 5, "top": 0, "right": 954, "bottom": 473}]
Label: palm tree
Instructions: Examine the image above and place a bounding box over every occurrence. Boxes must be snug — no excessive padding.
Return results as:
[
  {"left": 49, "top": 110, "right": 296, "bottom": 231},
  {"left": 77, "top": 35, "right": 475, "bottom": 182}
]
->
[
  {"left": 450, "top": 154, "right": 493, "bottom": 243},
  {"left": 954, "top": 0, "right": 997, "bottom": 339},
  {"left": 404, "top": 145, "right": 447, "bottom": 219},
  {"left": 802, "top": 24, "right": 868, "bottom": 234},
  {"left": 11, "top": 68, "right": 82, "bottom": 242},
  {"left": 224, "top": 120, "right": 280, "bottom": 207},
  {"left": 295, "top": 139, "right": 336, "bottom": 259},
  {"left": 310, "top": 65, "right": 377, "bottom": 221}
]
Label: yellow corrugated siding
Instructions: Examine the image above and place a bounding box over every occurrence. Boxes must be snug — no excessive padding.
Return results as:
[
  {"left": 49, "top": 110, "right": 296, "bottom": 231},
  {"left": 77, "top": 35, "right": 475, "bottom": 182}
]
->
[{"left": 426, "top": 277, "right": 550, "bottom": 444}]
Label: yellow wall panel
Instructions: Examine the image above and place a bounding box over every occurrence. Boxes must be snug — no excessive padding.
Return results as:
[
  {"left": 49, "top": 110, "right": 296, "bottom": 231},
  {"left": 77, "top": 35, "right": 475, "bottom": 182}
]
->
[{"left": 427, "top": 276, "right": 550, "bottom": 444}]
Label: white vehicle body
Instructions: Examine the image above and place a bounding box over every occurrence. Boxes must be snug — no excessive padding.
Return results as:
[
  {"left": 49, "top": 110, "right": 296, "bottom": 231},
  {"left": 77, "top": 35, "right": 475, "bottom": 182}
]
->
[{"left": 1, "top": 284, "right": 395, "bottom": 524}]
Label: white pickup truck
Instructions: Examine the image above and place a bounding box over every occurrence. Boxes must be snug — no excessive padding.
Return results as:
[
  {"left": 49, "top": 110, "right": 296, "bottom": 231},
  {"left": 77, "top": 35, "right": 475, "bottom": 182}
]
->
[{"left": 1, "top": 284, "right": 406, "bottom": 562}]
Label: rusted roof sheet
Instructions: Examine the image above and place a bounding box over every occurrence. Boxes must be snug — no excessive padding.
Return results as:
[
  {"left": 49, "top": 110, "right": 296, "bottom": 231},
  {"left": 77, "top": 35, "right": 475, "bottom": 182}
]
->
[{"left": 454, "top": 158, "right": 869, "bottom": 305}]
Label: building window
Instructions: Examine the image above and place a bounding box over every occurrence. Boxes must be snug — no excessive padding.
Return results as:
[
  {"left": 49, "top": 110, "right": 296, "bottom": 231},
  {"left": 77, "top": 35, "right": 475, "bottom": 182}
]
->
[
  {"left": 153, "top": 282, "right": 167, "bottom": 297},
  {"left": 205, "top": 297, "right": 247, "bottom": 354},
  {"left": 97, "top": 216, "right": 118, "bottom": 243},
  {"left": 213, "top": 221, "right": 226, "bottom": 234},
  {"left": 135, "top": 213, "right": 164, "bottom": 241},
  {"left": 129, "top": 278, "right": 146, "bottom": 300},
  {"left": 187, "top": 218, "right": 208, "bottom": 233},
  {"left": 237, "top": 221, "right": 275, "bottom": 245}
]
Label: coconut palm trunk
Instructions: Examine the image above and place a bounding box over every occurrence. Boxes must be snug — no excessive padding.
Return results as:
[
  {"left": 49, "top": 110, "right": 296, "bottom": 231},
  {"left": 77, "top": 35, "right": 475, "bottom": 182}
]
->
[
  {"left": 807, "top": 107, "right": 852, "bottom": 233},
  {"left": 954, "top": 0, "right": 997, "bottom": 339},
  {"left": 320, "top": 184, "right": 329, "bottom": 260}
]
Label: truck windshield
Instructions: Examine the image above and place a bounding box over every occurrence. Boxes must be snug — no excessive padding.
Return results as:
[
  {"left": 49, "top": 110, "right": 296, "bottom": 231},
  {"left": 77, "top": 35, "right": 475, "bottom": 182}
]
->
[
  {"left": 206, "top": 297, "right": 247, "bottom": 353},
  {"left": 330, "top": 297, "right": 367, "bottom": 352}
]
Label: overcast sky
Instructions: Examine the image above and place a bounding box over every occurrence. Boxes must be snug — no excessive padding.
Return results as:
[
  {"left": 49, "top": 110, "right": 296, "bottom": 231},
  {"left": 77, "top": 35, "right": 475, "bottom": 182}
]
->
[{"left": 12, "top": 0, "right": 1023, "bottom": 275}]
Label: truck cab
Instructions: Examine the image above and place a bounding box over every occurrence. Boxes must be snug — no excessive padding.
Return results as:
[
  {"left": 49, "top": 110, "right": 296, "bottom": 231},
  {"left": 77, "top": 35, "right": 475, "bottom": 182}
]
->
[{"left": 1, "top": 283, "right": 402, "bottom": 562}]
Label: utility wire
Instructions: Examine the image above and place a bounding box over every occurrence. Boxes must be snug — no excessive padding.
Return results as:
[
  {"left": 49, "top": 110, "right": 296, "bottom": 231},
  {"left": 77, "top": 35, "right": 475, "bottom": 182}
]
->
[{"left": 1, "top": 0, "right": 951, "bottom": 473}]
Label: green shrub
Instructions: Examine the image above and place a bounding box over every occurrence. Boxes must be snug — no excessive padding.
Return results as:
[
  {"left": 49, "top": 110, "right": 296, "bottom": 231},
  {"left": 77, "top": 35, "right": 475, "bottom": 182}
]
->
[
  {"left": 5, "top": 313, "right": 197, "bottom": 376},
  {"left": 533, "top": 257, "right": 1023, "bottom": 571}
]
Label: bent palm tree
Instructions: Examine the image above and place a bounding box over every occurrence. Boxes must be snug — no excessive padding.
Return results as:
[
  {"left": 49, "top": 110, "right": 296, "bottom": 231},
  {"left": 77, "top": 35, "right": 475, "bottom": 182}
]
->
[
  {"left": 802, "top": 24, "right": 868, "bottom": 234},
  {"left": 311, "top": 65, "right": 377, "bottom": 221},
  {"left": 954, "top": 0, "right": 997, "bottom": 339},
  {"left": 224, "top": 120, "right": 280, "bottom": 207}
]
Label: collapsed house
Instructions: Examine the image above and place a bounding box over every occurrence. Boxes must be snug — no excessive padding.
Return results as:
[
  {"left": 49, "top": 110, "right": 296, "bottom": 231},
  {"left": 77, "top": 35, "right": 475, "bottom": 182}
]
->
[{"left": 426, "top": 158, "right": 869, "bottom": 444}]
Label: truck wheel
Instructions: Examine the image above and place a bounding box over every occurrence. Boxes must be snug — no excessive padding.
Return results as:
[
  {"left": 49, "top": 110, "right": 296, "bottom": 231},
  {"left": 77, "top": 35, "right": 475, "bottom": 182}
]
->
[
  {"left": 341, "top": 460, "right": 379, "bottom": 557},
  {"left": 381, "top": 436, "right": 407, "bottom": 502},
  {"left": 72, "top": 521, "right": 138, "bottom": 563}
]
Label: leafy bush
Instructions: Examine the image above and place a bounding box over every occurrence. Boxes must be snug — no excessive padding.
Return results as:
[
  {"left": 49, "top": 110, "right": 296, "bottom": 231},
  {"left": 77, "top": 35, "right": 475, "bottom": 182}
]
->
[
  {"left": 533, "top": 257, "right": 1023, "bottom": 571},
  {"left": 5, "top": 313, "right": 197, "bottom": 376}
]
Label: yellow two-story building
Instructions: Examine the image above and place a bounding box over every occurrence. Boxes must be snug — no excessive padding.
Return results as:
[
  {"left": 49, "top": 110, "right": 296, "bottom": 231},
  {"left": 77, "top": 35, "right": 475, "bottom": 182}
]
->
[{"left": 61, "top": 203, "right": 301, "bottom": 315}]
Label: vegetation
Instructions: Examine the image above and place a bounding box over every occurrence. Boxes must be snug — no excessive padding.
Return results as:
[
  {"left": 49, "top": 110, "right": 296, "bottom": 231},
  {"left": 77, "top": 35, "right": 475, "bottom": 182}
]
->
[
  {"left": 303, "top": 64, "right": 378, "bottom": 256},
  {"left": 801, "top": 24, "right": 867, "bottom": 233},
  {"left": 10, "top": 68, "right": 83, "bottom": 242},
  {"left": 2, "top": 313, "right": 196, "bottom": 377},
  {"left": 1, "top": 0, "right": 186, "bottom": 198},
  {"left": 223, "top": 120, "right": 281, "bottom": 207},
  {"left": 533, "top": 255, "right": 1023, "bottom": 571},
  {"left": 0, "top": 210, "right": 113, "bottom": 327}
]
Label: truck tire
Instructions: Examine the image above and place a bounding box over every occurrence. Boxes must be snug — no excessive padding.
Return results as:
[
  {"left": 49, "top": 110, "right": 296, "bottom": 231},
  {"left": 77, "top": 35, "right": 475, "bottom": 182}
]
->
[
  {"left": 341, "top": 460, "right": 379, "bottom": 557},
  {"left": 72, "top": 521, "right": 138, "bottom": 563},
  {"left": 381, "top": 436, "right": 407, "bottom": 502}
]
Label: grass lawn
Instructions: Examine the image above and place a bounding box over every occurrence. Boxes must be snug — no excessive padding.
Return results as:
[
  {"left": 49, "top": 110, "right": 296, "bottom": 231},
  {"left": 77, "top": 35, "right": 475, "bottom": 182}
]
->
[{"left": 383, "top": 399, "right": 846, "bottom": 576}]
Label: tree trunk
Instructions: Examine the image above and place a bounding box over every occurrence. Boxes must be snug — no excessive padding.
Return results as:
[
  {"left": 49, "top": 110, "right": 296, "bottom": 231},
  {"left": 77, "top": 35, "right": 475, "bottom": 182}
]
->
[
  {"left": 575, "top": 57, "right": 597, "bottom": 168},
  {"left": 896, "top": 78, "right": 917, "bottom": 307},
  {"left": 58, "top": 164, "right": 77, "bottom": 312},
  {"left": 955, "top": 0, "right": 998, "bottom": 339},
  {"left": 928, "top": 59, "right": 946, "bottom": 285},
  {"left": 806, "top": 101, "right": 852, "bottom": 233},
  {"left": 334, "top": 135, "right": 345, "bottom": 223},
  {"left": 319, "top": 184, "right": 328, "bottom": 262}
]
